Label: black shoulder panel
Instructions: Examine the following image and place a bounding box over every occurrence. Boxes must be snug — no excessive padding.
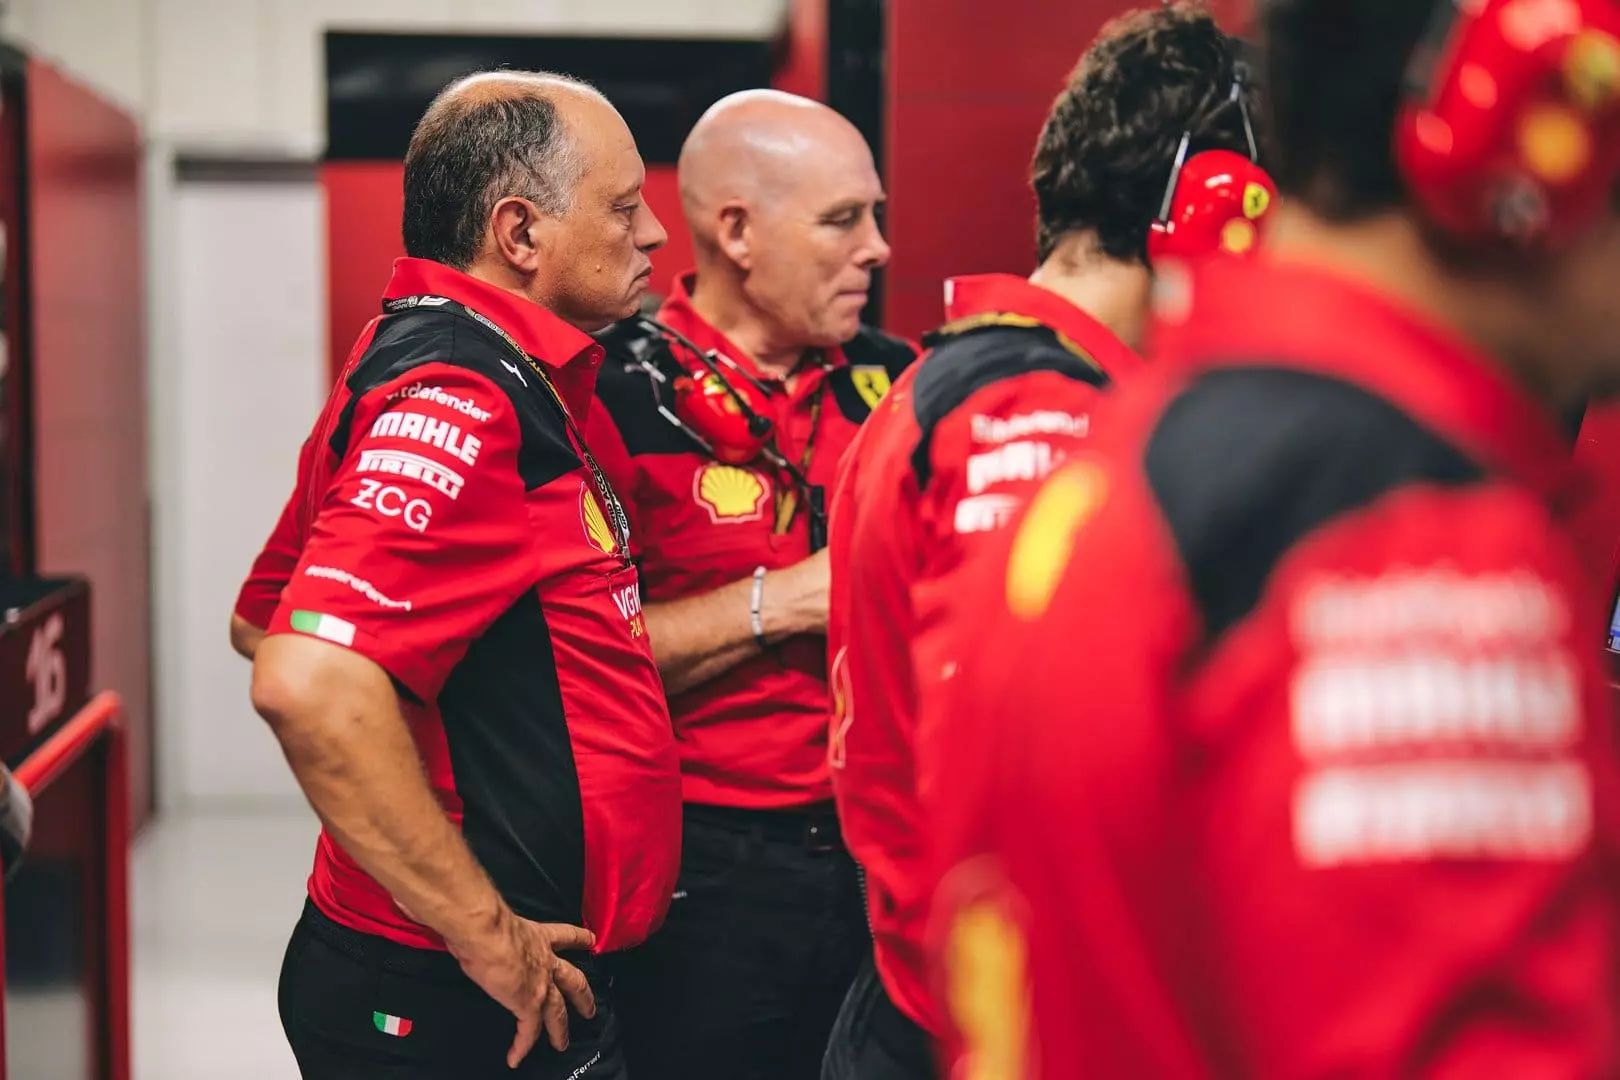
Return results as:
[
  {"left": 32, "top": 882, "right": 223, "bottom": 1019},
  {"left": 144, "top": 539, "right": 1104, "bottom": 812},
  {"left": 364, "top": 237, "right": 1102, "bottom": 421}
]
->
[
  {"left": 828, "top": 326, "right": 918, "bottom": 424},
  {"left": 844, "top": 325, "right": 919, "bottom": 374},
  {"left": 592, "top": 319, "right": 697, "bottom": 457},
  {"left": 1144, "top": 366, "right": 1489, "bottom": 646},
  {"left": 335, "top": 308, "right": 582, "bottom": 491},
  {"left": 908, "top": 324, "right": 1108, "bottom": 489}
]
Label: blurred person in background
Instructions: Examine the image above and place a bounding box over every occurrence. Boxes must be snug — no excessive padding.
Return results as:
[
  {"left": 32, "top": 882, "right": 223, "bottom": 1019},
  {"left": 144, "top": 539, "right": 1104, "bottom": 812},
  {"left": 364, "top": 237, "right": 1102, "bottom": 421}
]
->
[
  {"left": 231, "top": 70, "right": 679, "bottom": 1079},
  {"left": 583, "top": 89, "right": 917, "bottom": 1079},
  {"left": 928, "top": 0, "right": 1620, "bottom": 1076},
  {"left": 822, "top": 6, "right": 1274, "bottom": 1077}
]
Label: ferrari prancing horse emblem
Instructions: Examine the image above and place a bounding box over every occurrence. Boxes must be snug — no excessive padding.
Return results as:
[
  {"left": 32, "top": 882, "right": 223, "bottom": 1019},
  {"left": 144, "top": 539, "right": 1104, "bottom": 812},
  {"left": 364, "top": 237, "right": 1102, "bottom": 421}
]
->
[{"left": 850, "top": 366, "right": 893, "bottom": 410}]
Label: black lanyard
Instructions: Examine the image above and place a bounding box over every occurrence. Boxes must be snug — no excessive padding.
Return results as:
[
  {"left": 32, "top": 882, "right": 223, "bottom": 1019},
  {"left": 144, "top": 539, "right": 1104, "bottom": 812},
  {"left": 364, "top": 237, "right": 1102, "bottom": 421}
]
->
[
  {"left": 771, "top": 380, "right": 828, "bottom": 539},
  {"left": 382, "top": 294, "right": 634, "bottom": 565}
]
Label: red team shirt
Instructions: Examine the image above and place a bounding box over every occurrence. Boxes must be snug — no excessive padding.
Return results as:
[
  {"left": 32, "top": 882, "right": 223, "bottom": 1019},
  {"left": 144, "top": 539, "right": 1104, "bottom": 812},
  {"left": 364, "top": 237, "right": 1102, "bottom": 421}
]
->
[
  {"left": 929, "top": 258, "right": 1620, "bottom": 1078},
  {"left": 237, "top": 258, "right": 681, "bottom": 954},
  {"left": 826, "top": 273, "right": 1140, "bottom": 1037},
  {"left": 585, "top": 273, "right": 916, "bottom": 808}
]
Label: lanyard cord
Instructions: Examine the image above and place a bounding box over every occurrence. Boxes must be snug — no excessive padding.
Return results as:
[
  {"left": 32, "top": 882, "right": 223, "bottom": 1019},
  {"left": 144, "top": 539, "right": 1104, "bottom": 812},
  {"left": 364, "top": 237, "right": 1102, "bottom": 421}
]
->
[
  {"left": 382, "top": 295, "right": 634, "bottom": 565},
  {"left": 635, "top": 327, "right": 829, "bottom": 544},
  {"left": 772, "top": 380, "right": 827, "bottom": 538}
]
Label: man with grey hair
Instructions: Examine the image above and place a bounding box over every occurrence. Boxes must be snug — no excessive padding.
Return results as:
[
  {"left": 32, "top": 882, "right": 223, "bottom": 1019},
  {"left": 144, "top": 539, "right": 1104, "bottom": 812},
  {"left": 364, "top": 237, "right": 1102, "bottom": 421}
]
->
[{"left": 232, "top": 70, "right": 677, "bottom": 1079}]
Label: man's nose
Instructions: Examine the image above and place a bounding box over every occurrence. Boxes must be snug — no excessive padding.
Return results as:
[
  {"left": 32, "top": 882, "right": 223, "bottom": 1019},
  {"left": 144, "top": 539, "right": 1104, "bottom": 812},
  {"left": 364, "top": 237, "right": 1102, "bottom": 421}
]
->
[
  {"left": 861, "top": 218, "right": 892, "bottom": 269},
  {"left": 638, "top": 202, "right": 669, "bottom": 253}
]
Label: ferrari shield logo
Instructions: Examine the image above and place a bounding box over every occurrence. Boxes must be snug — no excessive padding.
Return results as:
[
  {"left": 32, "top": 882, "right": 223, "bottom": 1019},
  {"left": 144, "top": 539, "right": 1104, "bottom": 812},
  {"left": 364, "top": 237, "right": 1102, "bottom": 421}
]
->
[
  {"left": 1242, "top": 182, "right": 1271, "bottom": 220},
  {"left": 828, "top": 646, "right": 854, "bottom": 769},
  {"left": 850, "top": 367, "right": 893, "bottom": 410}
]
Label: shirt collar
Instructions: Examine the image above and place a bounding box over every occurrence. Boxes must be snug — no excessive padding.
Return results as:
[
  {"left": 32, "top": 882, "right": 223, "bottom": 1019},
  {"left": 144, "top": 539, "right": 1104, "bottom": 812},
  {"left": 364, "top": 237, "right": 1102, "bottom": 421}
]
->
[
  {"left": 383, "top": 257, "right": 603, "bottom": 372},
  {"left": 1149, "top": 256, "right": 1575, "bottom": 501},
  {"left": 941, "top": 273, "right": 1143, "bottom": 379},
  {"left": 658, "top": 271, "right": 847, "bottom": 383}
]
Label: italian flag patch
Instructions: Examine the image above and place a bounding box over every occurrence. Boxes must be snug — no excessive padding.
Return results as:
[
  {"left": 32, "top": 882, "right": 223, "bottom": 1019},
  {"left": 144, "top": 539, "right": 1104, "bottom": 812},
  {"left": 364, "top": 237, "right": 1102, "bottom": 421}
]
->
[
  {"left": 373, "top": 1012, "right": 412, "bottom": 1037},
  {"left": 289, "top": 610, "right": 356, "bottom": 647}
]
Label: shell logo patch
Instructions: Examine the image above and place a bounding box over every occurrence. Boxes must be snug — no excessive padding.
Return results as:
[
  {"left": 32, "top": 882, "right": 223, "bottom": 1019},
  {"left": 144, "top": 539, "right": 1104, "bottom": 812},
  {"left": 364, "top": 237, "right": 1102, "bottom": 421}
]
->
[
  {"left": 1005, "top": 460, "right": 1107, "bottom": 621},
  {"left": 945, "top": 894, "right": 1032, "bottom": 1080},
  {"left": 1242, "top": 181, "right": 1271, "bottom": 221},
  {"left": 694, "top": 463, "right": 769, "bottom": 523},
  {"left": 581, "top": 484, "right": 618, "bottom": 556},
  {"left": 850, "top": 366, "right": 893, "bottom": 410}
]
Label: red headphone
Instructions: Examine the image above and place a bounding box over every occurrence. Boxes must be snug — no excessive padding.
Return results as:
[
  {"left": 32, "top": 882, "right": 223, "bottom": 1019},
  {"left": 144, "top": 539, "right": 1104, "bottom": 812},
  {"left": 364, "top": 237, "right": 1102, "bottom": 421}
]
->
[
  {"left": 1147, "top": 66, "right": 1280, "bottom": 264},
  {"left": 671, "top": 359, "right": 774, "bottom": 466},
  {"left": 615, "top": 316, "right": 777, "bottom": 466},
  {"left": 1396, "top": 0, "right": 1620, "bottom": 247}
]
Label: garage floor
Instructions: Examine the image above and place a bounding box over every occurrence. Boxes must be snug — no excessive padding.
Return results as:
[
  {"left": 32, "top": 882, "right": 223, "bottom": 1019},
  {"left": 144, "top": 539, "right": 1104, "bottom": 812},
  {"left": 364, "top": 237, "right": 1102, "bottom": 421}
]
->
[{"left": 132, "top": 808, "right": 316, "bottom": 1080}]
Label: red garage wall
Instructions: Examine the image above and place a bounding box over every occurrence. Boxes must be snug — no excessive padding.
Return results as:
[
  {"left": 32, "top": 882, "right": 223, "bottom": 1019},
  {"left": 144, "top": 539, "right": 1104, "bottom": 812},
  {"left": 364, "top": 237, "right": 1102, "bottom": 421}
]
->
[
  {"left": 25, "top": 58, "right": 151, "bottom": 826},
  {"left": 881, "top": 0, "right": 1251, "bottom": 338}
]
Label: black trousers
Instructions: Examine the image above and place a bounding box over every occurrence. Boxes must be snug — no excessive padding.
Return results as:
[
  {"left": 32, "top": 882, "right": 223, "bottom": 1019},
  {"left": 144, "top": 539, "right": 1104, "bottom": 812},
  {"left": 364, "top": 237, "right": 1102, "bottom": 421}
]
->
[
  {"left": 279, "top": 899, "right": 627, "bottom": 1080},
  {"left": 821, "top": 956, "right": 938, "bottom": 1080},
  {"left": 614, "top": 802, "right": 869, "bottom": 1080}
]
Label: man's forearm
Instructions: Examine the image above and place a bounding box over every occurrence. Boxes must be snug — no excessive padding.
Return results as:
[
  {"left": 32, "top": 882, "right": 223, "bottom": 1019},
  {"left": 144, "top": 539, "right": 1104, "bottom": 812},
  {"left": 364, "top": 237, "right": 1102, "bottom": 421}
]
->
[
  {"left": 230, "top": 614, "right": 267, "bottom": 660},
  {"left": 253, "top": 642, "right": 509, "bottom": 951},
  {"left": 646, "top": 563, "right": 819, "bottom": 696},
  {"left": 646, "top": 576, "right": 763, "bottom": 696}
]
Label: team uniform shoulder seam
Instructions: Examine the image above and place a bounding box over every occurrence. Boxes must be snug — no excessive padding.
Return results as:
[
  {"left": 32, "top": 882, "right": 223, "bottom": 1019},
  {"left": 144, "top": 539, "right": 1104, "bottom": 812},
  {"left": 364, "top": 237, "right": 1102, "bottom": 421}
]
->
[
  {"left": 1143, "top": 365, "right": 1490, "bottom": 646},
  {"left": 908, "top": 325, "right": 1106, "bottom": 488}
]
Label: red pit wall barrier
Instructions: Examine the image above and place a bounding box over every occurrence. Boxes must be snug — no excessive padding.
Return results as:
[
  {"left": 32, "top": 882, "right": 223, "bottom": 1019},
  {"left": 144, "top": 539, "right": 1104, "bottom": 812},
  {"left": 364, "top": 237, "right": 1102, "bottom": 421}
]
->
[{"left": 2, "top": 691, "right": 130, "bottom": 1080}]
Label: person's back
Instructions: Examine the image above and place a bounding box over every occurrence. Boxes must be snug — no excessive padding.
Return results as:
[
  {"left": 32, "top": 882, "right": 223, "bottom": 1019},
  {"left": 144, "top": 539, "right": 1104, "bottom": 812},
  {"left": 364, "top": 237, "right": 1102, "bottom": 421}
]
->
[
  {"left": 930, "top": 1, "right": 1620, "bottom": 1075},
  {"left": 823, "top": 9, "right": 1275, "bottom": 1076}
]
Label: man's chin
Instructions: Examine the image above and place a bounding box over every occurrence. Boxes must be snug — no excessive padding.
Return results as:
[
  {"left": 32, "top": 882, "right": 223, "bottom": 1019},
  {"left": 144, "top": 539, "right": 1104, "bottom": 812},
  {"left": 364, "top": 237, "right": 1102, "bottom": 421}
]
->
[{"left": 827, "top": 313, "right": 866, "bottom": 346}]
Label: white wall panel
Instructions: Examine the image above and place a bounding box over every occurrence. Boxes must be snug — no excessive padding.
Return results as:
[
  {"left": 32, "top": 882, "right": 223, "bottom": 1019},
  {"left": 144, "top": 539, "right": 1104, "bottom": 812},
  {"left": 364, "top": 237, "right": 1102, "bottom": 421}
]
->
[
  {"left": 164, "top": 178, "right": 325, "bottom": 807},
  {"left": 2, "top": 0, "right": 787, "bottom": 152},
  {"left": 18, "top": 0, "right": 148, "bottom": 112},
  {"left": 148, "top": 0, "right": 276, "bottom": 147}
]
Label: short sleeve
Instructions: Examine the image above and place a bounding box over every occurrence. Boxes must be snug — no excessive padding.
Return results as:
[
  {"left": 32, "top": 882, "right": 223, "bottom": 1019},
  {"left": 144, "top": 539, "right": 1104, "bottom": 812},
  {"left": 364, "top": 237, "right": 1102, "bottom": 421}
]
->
[
  {"left": 235, "top": 438, "right": 312, "bottom": 628},
  {"left": 266, "top": 363, "right": 536, "bottom": 703}
]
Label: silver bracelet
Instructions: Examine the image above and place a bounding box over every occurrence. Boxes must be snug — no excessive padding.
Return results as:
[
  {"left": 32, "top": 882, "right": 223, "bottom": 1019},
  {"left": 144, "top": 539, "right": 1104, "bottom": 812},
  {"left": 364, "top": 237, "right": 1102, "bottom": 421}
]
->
[{"left": 750, "top": 565, "right": 768, "bottom": 649}]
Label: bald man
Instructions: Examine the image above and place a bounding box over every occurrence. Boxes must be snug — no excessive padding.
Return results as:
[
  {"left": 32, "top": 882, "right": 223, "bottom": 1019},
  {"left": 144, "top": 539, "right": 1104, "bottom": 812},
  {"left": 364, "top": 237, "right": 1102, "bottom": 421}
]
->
[
  {"left": 583, "top": 90, "right": 917, "bottom": 1079},
  {"left": 234, "top": 71, "right": 677, "bottom": 1079}
]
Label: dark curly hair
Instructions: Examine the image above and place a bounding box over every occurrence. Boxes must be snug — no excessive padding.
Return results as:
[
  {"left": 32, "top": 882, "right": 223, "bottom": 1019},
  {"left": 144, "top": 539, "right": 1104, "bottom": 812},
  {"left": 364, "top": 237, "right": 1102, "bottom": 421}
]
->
[
  {"left": 1257, "top": 0, "right": 1433, "bottom": 220},
  {"left": 1032, "top": 2, "right": 1262, "bottom": 264}
]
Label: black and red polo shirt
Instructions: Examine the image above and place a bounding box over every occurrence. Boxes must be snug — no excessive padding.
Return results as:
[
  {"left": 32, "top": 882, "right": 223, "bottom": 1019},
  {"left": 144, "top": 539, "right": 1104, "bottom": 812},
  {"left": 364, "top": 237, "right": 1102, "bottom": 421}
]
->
[
  {"left": 825, "top": 272, "right": 1141, "bottom": 1036},
  {"left": 929, "top": 257, "right": 1620, "bottom": 1078},
  {"left": 235, "top": 257, "right": 681, "bottom": 955},
  {"left": 584, "top": 272, "right": 917, "bottom": 809}
]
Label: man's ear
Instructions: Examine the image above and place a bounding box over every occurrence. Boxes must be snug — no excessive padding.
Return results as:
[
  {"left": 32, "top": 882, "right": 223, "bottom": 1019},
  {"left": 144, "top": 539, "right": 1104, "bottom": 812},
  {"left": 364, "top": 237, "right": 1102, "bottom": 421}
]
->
[
  {"left": 490, "top": 196, "right": 550, "bottom": 272},
  {"left": 715, "top": 202, "right": 752, "bottom": 272}
]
